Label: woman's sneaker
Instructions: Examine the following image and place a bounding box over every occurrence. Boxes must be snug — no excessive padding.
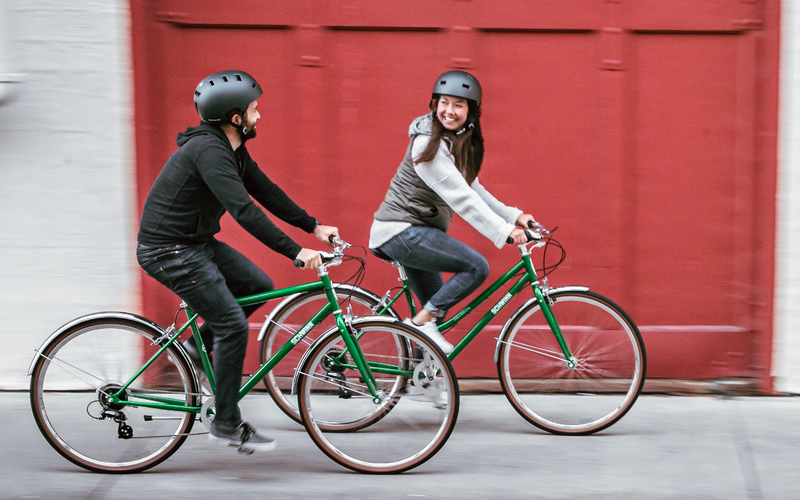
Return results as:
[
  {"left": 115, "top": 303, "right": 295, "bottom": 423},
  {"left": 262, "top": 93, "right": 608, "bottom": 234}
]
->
[
  {"left": 403, "top": 318, "right": 454, "bottom": 354},
  {"left": 209, "top": 421, "right": 276, "bottom": 453}
]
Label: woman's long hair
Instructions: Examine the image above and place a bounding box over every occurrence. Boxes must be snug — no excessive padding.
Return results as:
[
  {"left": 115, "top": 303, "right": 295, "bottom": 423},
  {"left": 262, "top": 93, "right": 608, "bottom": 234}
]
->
[{"left": 414, "top": 97, "right": 484, "bottom": 185}]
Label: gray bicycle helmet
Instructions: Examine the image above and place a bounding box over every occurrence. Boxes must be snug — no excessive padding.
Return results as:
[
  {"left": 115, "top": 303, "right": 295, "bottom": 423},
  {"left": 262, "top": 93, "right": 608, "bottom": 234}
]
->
[
  {"left": 194, "top": 70, "right": 263, "bottom": 122},
  {"left": 432, "top": 70, "right": 482, "bottom": 107}
]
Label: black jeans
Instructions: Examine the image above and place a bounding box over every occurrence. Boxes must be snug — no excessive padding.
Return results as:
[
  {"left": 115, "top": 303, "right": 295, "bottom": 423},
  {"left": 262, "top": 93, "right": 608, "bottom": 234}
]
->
[{"left": 136, "top": 239, "right": 273, "bottom": 426}]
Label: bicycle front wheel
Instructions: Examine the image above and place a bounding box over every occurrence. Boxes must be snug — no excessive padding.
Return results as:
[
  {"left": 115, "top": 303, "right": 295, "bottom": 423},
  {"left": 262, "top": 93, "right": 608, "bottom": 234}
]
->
[
  {"left": 29, "top": 313, "right": 199, "bottom": 473},
  {"left": 497, "top": 290, "right": 646, "bottom": 435},
  {"left": 260, "top": 285, "right": 395, "bottom": 424},
  {"left": 297, "top": 318, "right": 459, "bottom": 473}
]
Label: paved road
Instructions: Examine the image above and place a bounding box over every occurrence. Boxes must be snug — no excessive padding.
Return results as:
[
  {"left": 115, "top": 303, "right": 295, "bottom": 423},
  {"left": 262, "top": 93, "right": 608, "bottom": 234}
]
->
[{"left": 3, "top": 391, "right": 799, "bottom": 499}]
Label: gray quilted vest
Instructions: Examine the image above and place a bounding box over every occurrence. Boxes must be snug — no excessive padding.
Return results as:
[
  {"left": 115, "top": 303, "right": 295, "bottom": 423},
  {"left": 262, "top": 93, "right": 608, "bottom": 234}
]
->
[{"left": 373, "top": 137, "right": 453, "bottom": 232}]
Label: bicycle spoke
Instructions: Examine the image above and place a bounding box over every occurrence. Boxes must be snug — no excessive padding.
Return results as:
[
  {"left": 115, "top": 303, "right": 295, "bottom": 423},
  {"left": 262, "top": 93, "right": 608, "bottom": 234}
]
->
[{"left": 494, "top": 337, "right": 568, "bottom": 363}]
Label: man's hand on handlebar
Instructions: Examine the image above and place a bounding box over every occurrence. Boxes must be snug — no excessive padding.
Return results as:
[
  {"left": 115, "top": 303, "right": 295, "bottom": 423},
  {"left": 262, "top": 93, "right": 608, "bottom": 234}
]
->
[
  {"left": 295, "top": 248, "right": 323, "bottom": 270},
  {"left": 314, "top": 224, "right": 339, "bottom": 247}
]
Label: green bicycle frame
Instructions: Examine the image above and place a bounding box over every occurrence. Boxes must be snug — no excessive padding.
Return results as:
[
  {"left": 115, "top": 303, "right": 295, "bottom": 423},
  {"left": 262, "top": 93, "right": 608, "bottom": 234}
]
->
[
  {"left": 376, "top": 246, "right": 575, "bottom": 364},
  {"left": 105, "top": 272, "right": 391, "bottom": 412}
]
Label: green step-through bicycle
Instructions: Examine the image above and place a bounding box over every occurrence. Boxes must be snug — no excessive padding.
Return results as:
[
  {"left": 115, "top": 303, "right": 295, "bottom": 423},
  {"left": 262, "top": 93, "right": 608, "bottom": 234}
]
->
[{"left": 260, "top": 223, "right": 647, "bottom": 436}]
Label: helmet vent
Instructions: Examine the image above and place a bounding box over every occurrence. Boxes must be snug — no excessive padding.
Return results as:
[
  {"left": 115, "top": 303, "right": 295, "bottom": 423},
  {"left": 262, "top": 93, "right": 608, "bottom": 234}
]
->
[
  {"left": 235, "top": 74, "right": 242, "bottom": 81},
  {"left": 462, "top": 83, "right": 471, "bottom": 89},
  {"left": 194, "top": 90, "right": 201, "bottom": 97},
  {"left": 222, "top": 76, "right": 229, "bottom": 82},
  {"left": 208, "top": 80, "right": 215, "bottom": 86}
]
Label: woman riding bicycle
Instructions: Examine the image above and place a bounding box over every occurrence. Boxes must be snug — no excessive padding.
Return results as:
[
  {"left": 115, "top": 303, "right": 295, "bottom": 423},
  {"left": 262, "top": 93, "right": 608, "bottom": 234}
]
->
[{"left": 369, "top": 70, "right": 536, "bottom": 353}]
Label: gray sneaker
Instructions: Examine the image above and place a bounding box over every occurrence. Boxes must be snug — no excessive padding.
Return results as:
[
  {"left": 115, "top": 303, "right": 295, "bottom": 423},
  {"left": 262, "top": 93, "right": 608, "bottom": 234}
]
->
[
  {"left": 404, "top": 382, "right": 449, "bottom": 410},
  {"left": 209, "top": 421, "right": 276, "bottom": 453},
  {"left": 403, "top": 318, "right": 454, "bottom": 354}
]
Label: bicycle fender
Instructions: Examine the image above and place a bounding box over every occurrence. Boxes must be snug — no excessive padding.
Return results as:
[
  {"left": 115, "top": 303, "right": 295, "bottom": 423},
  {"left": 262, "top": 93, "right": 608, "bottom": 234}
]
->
[
  {"left": 290, "top": 315, "right": 403, "bottom": 397},
  {"left": 28, "top": 311, "right": 171, "bottom": 376},
  {"left": 257, "top": 292, "right": 306, "bottom": 342},
  {"left": 257, "top": 284, "right": 386, "bottom": 342},
  {"left": 493, "top": 286, "right": 589, "bottom": 364}
]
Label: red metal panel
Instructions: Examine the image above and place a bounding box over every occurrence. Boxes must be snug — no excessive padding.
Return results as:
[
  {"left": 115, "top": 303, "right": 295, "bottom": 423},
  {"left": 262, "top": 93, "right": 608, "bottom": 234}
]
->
[
  {"left": 630, "top": 33, "right": 742, "bottom": 326},
  {"left": 128, "top": 0, "right": 779, "bottom": 389}
]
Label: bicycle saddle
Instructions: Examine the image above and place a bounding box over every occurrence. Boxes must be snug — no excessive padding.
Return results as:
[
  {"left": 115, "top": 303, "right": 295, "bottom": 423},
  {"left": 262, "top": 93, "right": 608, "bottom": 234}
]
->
[{"left": 370, "top": 247, "right": 394, "bottom": 262}]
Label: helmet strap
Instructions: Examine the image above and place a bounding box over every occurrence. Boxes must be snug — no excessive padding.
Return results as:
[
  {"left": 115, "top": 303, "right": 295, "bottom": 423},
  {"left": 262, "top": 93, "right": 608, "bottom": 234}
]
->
[
  {"left": 455, "top": 122, "right": 475, "bottom": 136},
  {"left": 229, "top": 112, "right": 252, "bottom": 143}
]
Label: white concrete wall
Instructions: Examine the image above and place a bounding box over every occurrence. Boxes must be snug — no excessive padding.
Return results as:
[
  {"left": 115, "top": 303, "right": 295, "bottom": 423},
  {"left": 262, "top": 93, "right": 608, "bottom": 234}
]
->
[
  {"left": 0, "top": 0, "right": 138, "bottom": 389},
  {"left": 775, "top": 0, "right": 800, "bottom": 394}
]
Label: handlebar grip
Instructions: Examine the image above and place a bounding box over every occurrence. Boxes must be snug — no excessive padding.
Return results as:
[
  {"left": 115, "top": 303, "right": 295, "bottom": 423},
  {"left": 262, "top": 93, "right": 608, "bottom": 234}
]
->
[
  {"left": 296, "top": 235, "right": 340, "bottom": 268},
  {"left": 507, "top": 229, "right": 542, "bottom": 245}
]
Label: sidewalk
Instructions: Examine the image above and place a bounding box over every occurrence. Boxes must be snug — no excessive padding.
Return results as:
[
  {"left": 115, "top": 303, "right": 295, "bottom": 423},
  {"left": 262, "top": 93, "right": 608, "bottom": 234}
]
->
[{"left": 3, "top": 391, "right": 799, "bottom": 499}]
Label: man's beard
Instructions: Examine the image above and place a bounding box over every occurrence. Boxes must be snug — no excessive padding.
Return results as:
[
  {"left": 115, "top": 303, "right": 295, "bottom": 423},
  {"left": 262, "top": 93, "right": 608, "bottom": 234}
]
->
[{"left": 239, "top": 125, "right": 257, "bottom": 141}]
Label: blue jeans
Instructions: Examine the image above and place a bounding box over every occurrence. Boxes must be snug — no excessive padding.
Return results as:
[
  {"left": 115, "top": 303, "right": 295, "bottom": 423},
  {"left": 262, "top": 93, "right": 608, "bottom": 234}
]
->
[
  {"left": 136, "top": 239, "right": 273, "bottom": 426},
  {"left": 376, "top": 226, "right": 489, "bottom": 318}
]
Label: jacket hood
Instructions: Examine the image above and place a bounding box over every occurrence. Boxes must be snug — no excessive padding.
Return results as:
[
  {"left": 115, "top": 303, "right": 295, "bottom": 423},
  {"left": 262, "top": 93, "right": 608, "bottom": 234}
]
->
[
  {"left": 176, "top": 122, "right": 229, "bottom": 147},
  {"left": 408, "top": 113, "right": 433, "bottom": 138}
]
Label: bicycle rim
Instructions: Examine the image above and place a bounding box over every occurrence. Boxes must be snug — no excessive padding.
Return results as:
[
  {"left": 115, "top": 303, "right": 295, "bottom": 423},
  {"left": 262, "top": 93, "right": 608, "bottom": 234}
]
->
[
  {"left": 261, "top": 287, "right": 389, "bottom": 424},
  {"left": 298, "top": 320, "right": 459, "bottom": 473},
  {"left": 498, "top": 290, "right": 645, "bottom": 435},
  {"left": 30, "top": 318, "right": 197, "bottom": 473}
]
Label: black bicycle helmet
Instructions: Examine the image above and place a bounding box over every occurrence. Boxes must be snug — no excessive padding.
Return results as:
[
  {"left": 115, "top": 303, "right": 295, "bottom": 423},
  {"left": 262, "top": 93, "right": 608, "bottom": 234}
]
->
[
  {"left": 432, "top": 70, "right": 482, "bottom": 107},
  {"left": 194, "top": 70, "right": 263, "bottom": 122}
]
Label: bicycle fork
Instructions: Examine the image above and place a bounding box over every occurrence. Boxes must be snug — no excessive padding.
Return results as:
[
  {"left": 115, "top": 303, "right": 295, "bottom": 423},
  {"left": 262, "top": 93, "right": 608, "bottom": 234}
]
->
[
  {"left": 521, "top": 247, "right": 577, "bottom": 369},
  {"left": 320, "top": 273, "right": 385, "bottom": 404}
]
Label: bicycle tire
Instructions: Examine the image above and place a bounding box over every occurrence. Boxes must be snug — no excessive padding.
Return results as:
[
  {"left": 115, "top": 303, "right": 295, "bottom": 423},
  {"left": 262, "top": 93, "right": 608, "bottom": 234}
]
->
[
  {"left": 29, "top": 313, "right": 199, "bottom": 473},
  {"left": 259, "top": 285, "right": 397, "bottom": 424},
  {"left": 497, "top": 289, "right": 646, "bottom": 435},
  {"left": 297, "top": 317, "right": 459, "bottom": 473}
]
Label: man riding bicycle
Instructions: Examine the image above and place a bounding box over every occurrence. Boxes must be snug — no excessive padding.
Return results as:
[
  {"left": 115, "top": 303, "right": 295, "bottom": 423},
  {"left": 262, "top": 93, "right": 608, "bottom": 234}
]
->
[{"left": 136, "top": 69, "right": 338, "bottom": 452}]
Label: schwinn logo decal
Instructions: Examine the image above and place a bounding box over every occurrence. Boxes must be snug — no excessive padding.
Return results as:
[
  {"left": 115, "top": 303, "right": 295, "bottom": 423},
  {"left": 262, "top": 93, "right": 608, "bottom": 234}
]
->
[
  {"left": 490, "top": 293, "right": 513, "bottom": 315},
  {"left": 291, "top": 322, "right": 315, "bottom": 344}
]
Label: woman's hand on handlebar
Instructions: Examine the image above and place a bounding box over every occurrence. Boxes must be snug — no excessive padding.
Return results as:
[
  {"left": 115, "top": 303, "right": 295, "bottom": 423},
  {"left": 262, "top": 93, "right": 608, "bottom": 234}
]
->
[
  {"left": 295, "top": 248, "right": 322, "bottom": 270},
  {"left": 507, "top": 214, "right": 545, "bottom": 244},
  {"left": 516, "top": 213, "right": 536, "bottom": 229},
  {"left": 507, "top": 227, "right": 531, "bottom": 245},
  {"left": 314, "top": 224, "right": 339, "bottom": 247}
]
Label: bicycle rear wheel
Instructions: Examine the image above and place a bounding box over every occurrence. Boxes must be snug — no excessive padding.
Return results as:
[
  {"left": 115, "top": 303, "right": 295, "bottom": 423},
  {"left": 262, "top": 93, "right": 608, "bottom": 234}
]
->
[
  {"left": 297, "top": 318, "right": 458, "bottom": 473},
  {"left": 260, "top": 285, "right": 396, "bottom": 424},
  {"left": 497, "top": 290, "right": 645, "bottom": 435},
  {"left": 29, "top": 313, "right": 198, "bottom": 473}
]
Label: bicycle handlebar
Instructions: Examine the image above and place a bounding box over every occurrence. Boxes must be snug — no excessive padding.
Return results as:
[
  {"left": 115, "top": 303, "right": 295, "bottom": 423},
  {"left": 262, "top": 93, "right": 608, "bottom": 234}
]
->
[
  {"left": 293, "top": 235, "right": 348, "bottom": 268},
  {"left": 506, "top": 221, "right": 549, "bottom": 245}
]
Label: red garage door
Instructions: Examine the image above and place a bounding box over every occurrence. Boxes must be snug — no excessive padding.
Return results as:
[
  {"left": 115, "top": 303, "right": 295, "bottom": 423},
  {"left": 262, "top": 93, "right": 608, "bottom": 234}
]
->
[{"left": 130, "top": 0, "right": 779, "bottom": 391}]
